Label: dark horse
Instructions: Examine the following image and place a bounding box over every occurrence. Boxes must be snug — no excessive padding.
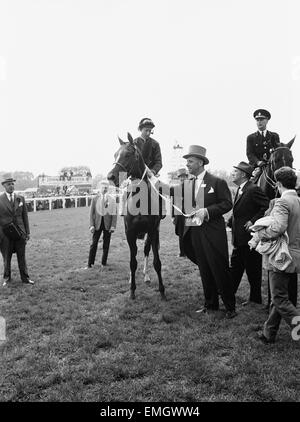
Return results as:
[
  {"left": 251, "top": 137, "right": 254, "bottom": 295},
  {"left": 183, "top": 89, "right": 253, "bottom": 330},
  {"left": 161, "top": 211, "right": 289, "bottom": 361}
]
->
[
  {"left": 257, "top": 137, "right": 295, "bottom": 200},
  {"left": 107, "top": 133, "right": 166, "bottom": 300}
]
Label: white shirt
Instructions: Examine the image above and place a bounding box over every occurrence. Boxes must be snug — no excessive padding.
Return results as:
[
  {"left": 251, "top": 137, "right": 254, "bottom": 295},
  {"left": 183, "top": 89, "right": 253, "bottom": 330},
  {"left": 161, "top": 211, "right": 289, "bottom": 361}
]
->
[
  {"left": 194, "top": 170, "right": 206, "bottom": 196},
  {"left": 260, "top": 129, "right": 267, "bottom": 137},
  {"left": 6, "top": 192, "right": 14, "bottom": 202}
]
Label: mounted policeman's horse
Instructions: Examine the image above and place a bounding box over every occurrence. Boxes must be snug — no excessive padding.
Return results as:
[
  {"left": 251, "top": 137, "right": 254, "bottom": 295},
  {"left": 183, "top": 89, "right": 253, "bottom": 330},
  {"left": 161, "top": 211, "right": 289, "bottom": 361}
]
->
[
  {"left": 107, "top": 133, "right": 166, "bottom": 300},
  {"left": 257, "top": 137, "right": 296, "bottom": 199}
]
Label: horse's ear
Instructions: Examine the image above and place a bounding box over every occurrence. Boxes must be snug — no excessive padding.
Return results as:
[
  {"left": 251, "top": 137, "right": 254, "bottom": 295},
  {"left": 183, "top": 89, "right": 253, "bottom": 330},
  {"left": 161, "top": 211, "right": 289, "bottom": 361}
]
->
[
  {"left": 127, "top": 132, "right": 134, "bottom": 144},
  {"left": 118, "top": 136, "right": 125, "bottom": 145},
  {"left": 286, "top": 135, "right": 296, "bottom": 149}
]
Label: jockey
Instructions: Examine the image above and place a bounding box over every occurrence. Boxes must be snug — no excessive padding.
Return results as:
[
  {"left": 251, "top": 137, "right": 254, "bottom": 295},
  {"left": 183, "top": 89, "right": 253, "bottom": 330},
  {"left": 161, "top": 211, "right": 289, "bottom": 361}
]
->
[
  {"left": 134, "top": 118, "right": 162, "bottom": 176},
  {"left": 246, "top": 109, "right": 280, "bottom": 182},
  {"left": 134, "top": 118, "right": 166, "bottom": 218}
]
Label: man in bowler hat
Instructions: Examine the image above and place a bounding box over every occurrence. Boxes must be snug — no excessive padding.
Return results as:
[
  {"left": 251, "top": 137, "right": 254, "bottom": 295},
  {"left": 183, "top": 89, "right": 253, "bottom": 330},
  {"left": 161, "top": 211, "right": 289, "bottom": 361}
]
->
[
  {"left": 246, "top": 109, "right": 280, "bottom": 181},
  {"left": 228, "top": 162, "right": 269, "bottom": 305},
  {"left": 0, "top": 175, "right": 34, "bottom": 286}
]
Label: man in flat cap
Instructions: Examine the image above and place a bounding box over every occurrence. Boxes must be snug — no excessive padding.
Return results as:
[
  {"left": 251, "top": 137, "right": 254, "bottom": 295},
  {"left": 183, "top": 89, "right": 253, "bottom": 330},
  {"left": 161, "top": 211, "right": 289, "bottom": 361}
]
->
[
  {"left": 149, "top": 145, "right": 236, "bottom": 318},
  {"left": 0, "top": 175, "right": 34, "bottom": 286},
  {"left": 228, "top": 162, "right": 269, "bottom": 305},
  {"left": 246, "top": 109, "right": 280, "bottom": 182}
]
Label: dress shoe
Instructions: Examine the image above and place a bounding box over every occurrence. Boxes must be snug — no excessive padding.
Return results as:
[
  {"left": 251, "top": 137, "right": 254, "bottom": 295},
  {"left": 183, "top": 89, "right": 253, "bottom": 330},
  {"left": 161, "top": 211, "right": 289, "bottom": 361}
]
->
[
  {"left": 84, "top": 265, "right": 93, "bottom": 269},
  {"left": 196, "top": 306, "right": 219, "bottom": 313},
  {"left": 178, "top": 253, "right": 186, "bottom": 258},
  {"left": 242, "top": 300, "right": 262, "bottom": 307},
  {"left": 225, "top": 310, "right": 237, "bottom": 319},
  {"left": 257, "top": 332, "right": 275, "bottom": 344},
  {"left": 22, "top": 279, "right": 35, "bottom": 285},
  {"left": 196, "top": 307, "right": 208, "bottom": 313}
]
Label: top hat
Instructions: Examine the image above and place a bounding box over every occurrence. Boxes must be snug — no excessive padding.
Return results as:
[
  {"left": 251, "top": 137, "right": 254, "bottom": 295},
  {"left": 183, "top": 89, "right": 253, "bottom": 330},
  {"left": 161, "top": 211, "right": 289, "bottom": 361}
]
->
[
  {"left": 183, "top": 145, "right": 209, "bottom": 165},
  {"left": 177, "top": 167, "right": 188, "bottom": 177},
  {"left": 253, "top": 109, "right": 271, "bottom": 120},
  {"left": 233, "top": 161, "right": 254, "bottom": 176},
  {"left": 138, "top": 118, "right": 155, "bottom": 131},
  {"left": 1, "top": 175, "right": 16, "bottom": 186}
]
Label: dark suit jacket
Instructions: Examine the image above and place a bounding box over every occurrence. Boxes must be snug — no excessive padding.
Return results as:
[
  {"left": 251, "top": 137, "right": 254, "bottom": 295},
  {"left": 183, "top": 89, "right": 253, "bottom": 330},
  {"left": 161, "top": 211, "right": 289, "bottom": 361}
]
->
[
  {"left": 134, "top": 137, "right": 162, "bottom": 175},
  {"left": 246, "top": 130, "right": 280, "bottom": 166},
  {"left": 0, "top": 193, "right": 30, "bottom": 242},
  {"left": 228, "top": 181, "right": 269, "bottom": 247},
  {"left": 163, "top": 172, "right": 232, "bottom": 265}
]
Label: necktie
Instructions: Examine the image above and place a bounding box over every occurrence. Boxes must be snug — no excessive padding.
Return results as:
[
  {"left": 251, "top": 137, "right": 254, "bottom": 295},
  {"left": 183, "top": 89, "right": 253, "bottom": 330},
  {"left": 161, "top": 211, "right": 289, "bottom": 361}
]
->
[
  {"left": 192, "top": 177, "right": 197, "bottom": 208},
  {"left": 104, "top": 194, "right": 108, "bottom": 208},
  {"left": 10, "top": 194, "right": 13, "bottom": 204},
  {"left": 234, "top": 187, "right": 240, "bottom": 204}
]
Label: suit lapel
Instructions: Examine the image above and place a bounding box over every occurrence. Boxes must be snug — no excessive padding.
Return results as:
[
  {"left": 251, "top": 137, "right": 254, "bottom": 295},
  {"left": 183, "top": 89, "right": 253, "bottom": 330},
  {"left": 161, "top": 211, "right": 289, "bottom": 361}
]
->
[
  {"left": 234, "top": 181, "right": 251, "bottom": 207},
  {"left": 2, "top": 193, "right": 14, "bottom": 213}
]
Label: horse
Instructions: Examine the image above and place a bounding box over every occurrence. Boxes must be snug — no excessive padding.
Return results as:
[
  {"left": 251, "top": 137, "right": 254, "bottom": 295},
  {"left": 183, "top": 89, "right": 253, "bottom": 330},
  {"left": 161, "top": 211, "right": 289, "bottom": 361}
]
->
[
  {"left": 257, "top": 137, "right": 295, "bottom": 200},
  {"left": 107, "top": 133, "right": 166, "bottom": 301}
]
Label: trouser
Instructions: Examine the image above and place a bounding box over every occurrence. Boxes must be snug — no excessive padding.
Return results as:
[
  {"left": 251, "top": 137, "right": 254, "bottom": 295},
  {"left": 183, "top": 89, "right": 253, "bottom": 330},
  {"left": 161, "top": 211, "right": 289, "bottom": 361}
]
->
[
  {"left": 179, "top": 235, "right": 185, "bottom": 256},
  {"left": 267, "top": 271, "right": 298, "bottom": 307},
  {"left": 230, "top": 245, "right": 262, "bottom": 303},
  {"left": 263, "top": 271, "right": 300, "bottom": 341},
  {"left": 189, "top": 227, "right": 236, "bottom": 312},
  {"left": 0, "top": 236, "right": 30, "bottom": 282},
  {"left": 88, "top": 220, "right": 111, "bottom": 266}
]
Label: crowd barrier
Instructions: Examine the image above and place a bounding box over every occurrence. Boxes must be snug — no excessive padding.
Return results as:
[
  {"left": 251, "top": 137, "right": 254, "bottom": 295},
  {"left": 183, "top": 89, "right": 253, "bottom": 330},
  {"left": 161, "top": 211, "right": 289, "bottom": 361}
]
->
[{"left": 25, "top": 195, "right": 96, "bottom": 212}]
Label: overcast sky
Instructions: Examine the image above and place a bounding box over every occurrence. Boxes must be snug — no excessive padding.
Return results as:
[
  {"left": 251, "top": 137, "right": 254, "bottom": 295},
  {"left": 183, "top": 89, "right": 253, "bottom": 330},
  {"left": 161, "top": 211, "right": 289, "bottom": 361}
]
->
[{"left": 0, "top": 0, "right": 299, "bottom": 179}]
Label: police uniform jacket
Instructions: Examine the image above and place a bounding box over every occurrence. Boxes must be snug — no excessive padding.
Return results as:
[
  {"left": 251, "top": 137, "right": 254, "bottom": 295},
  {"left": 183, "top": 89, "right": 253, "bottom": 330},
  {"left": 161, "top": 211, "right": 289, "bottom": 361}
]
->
[{"left": 246, "top": 131, "right": 280, "bottom": 167}]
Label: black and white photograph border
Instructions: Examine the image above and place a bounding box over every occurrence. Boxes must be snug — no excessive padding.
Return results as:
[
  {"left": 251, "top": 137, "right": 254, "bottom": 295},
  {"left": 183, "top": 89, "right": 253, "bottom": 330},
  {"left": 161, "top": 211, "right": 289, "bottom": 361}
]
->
[{"left": 0, "top": 0, "right": 300, "bottom": 412}]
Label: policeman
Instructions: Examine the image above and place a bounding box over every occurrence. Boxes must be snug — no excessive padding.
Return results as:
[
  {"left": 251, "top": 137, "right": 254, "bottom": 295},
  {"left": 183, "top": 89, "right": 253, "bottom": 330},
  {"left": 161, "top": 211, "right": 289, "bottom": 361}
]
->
[{"left": 246, "top": 109, "right": 280, "bottom": 180}]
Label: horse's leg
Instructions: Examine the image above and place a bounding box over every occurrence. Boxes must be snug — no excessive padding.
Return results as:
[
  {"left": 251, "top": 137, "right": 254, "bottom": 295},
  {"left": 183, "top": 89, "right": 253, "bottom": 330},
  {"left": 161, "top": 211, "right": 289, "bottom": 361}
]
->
[
  {"left": 127, "top": 233, "right": 138, "bottom": 300},
  {"left": 151, "top": 229, "right": 166, "bottom": 300},
  {"left": 143, "top": 234, "right": 151, "bottom": 284}
]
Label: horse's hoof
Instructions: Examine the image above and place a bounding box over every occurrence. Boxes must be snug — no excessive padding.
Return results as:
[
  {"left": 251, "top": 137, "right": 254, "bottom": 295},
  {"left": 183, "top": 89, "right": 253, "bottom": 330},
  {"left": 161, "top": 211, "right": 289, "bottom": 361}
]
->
[
  {"left": 144, "top": 275, "right": 151, "bottom": 284},
  {"left": 160, "top": 293, "right": 167, "bottom": 301},
  {"left": 130, "top": 292, "right": 136, "bottom": 300}
]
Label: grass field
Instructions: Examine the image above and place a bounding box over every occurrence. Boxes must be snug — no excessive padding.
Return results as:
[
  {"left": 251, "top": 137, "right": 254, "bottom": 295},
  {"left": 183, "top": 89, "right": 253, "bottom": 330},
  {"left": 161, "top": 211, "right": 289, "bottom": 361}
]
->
[{"left": 0, "top": 207, "right": 299, "bottom": 402}]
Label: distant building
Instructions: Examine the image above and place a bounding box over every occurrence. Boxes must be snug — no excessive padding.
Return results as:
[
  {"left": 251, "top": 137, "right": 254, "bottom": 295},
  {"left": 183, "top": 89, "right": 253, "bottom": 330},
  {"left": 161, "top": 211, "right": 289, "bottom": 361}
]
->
[
  {"left": 167, "top": 141, "right": 187, "bottom": 184},
  {"left": 38, "top": 166, "right": 92, "bottom": 195}
]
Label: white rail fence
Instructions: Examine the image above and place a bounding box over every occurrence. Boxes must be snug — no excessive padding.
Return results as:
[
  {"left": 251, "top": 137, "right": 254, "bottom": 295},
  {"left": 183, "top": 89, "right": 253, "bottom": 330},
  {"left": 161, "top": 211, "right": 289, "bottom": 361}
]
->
[{"left": 25, "top": 195, "right": 96, "bottom": 212}]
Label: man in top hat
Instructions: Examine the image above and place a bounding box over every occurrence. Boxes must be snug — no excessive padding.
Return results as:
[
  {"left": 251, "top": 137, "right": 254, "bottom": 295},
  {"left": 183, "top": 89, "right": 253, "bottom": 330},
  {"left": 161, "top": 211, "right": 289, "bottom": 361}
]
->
[
  {"left": 246, "top": 109, "right": 280, "bottom": 181},
  {"left": 228, "top": 162, "right": 269, "bottom": 305},
  {"left": 0, "top": 175, "right": 34, "bottom": 286},
  {"left": 149, "top": 145, "right": 237, "bottom": 318},
  {"left": 173, "top": 168, "right": 188, "bottom": 257},
  {"left": 86, "top": 179, "right": 117, "bottom": 268}
]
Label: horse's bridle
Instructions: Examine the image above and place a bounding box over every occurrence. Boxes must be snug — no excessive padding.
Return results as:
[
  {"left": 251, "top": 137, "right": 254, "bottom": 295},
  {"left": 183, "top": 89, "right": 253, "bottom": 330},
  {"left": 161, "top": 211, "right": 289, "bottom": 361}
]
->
[{"left": 261, "top": 146, "right": 293, "bottom": 191}]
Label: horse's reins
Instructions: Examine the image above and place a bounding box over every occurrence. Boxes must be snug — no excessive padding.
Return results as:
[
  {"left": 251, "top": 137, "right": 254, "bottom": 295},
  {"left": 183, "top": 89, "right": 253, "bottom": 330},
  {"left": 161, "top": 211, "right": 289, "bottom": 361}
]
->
[{"left": 115, "top": 144, "right": 198, "bottom": 218}]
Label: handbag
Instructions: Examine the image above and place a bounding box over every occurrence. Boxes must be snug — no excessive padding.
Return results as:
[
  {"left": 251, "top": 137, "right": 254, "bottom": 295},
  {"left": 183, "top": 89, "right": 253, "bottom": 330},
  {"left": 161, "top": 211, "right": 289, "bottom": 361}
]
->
[{"left": 2, "top": 222, "right": 24, "bottom": 241}]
